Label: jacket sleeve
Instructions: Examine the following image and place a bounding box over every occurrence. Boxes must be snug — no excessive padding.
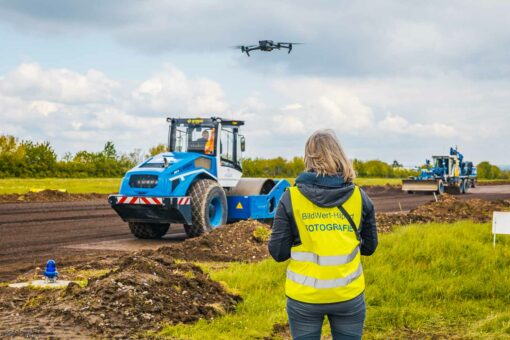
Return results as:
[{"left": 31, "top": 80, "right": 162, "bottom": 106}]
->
[
  {"left": 268, "top": 190, "right": 296, "bottom": 262},
  {"left": 359, "top": 188, "right": 378, "bottom": 256}
]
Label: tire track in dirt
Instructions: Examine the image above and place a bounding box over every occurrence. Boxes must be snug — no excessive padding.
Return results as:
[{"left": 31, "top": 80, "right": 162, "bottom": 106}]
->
[
  {"left": 1, "top": 185, "right": 509, "bottom": 281},
  {"left": 0, "top": 202, "right": 111, "bottom": 216},
  {"left": 0, "top": 212, "right": 115, "bottom": 225},
  {"left": 0, "top": 200, "right": 128, "bottom": 280}
]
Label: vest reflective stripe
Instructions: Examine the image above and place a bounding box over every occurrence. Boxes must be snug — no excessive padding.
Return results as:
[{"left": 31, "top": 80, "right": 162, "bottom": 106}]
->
[
  {"left": 285, "top": 185, "right": 365, "bottom": 304},
  {"left": 287, "top": 263, "right": 363, "bottom": 289},
  {"left": 291, "top": 246, "right": 360, "bottom": 266}
]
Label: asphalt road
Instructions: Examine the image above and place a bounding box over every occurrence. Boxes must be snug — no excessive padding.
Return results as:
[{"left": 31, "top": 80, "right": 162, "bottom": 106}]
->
[{"left": 1, "top": 185, "right": 509, "bottom": 281}]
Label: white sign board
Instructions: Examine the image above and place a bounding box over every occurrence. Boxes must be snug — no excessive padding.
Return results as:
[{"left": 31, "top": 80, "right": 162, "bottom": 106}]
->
[
  {"left": 493, "top": 212, "right": 510, "bottom": 234},
  {"left": 492, "top": 212, "right": 510, "bottom": 247}
]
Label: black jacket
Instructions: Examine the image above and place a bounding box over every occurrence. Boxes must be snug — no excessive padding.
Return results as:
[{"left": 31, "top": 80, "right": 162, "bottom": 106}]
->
[{"left": 268, "top": 172, "right": 378, "bottom": 262}]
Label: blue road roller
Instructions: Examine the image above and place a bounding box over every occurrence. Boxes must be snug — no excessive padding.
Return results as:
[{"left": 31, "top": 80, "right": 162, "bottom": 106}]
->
[{"left": 109, "top": 117, "right": 290, "bottom": 239}]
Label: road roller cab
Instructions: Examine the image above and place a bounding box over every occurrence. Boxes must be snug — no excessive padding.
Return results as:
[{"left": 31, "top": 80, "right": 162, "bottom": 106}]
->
[{"left": 109, "top": 117, "right": 290, "bottom": 239}]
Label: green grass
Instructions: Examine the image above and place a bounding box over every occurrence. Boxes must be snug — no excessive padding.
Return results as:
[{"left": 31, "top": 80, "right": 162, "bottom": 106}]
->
[
  {"left": 363, "top": 221, "right": 510, "bottom": 338},
  {"left": 281, "top": 177, "right": 402, "bottom": 187},
  {"left": 15, "top": 176, "right": 505, "bottom": 195},
  {"left": 2, "top": 177, "right": 506, "bottom": 195},
  {"left": 0, "top": 177, "right": 403, "bottom": 195},
  {"left": 161, "top": 221, "right": 510, "bottom": 339},
  {"left": 354, "top": 178, "right": 402, "bottom": 186},
  {"left": 478, "top": 179, "right": 510, "bottom": 185},
  {"left": 0, "top": 178, "right": 121, "bottom": 194}
]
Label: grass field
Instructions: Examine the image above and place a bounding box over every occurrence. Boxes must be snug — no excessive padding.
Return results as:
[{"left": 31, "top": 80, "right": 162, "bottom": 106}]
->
[
  {"left": 354, "top": 178, "right": 402, "bottom": 186},
  {"left": 161, "top": 221, "right": 510, "bottom": 339},
  {"left": 281, "top": 177, "right": 402, "bottom": 186},
  {"left": 478, "top": 179, "right": 510, "bottom": 185},
  {"left": 0, "top": 177, "right": 403, "bottom": 194},
  {"left": 0, "top": 177, "right": 507, "bottom": 195},
  {"left": 0, "top": 178, "right": 120, "bottom": 194}
]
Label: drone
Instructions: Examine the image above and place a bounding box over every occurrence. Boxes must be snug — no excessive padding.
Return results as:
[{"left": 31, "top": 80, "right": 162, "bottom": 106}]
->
[{"left": 234, "top": 40, "right": 302, "bottom": 56}]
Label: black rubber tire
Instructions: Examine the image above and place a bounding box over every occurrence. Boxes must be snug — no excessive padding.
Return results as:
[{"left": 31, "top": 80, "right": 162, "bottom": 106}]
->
[
  {"left": 463, "top": 179, "right": 469, "bottom": 194},
  {"left": 436, "top": 180, "right": 445, "bottom": 195},
  {"left": 128, "top": 222, "right": 170, "bottom": 239},
  {"left": 450, "top": 181, "right": 463, "bottom": 195},
  {"left": 184, "top": 179, "right": 227, "bottom": 238},
  {"left": 459, "top": 180, "right": 466, "bottom": 194},
  {"left": 407, "top": 191, "right": 414, "bottom": 194}
]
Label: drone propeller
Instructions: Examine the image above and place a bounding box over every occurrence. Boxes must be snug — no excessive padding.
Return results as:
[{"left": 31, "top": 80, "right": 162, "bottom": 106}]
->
[
  {"left": 276, "top": 42, "right": 302, "bottom": 53},
  {"left": 231, "top": 45, "right": 256, "bottom": 49}
]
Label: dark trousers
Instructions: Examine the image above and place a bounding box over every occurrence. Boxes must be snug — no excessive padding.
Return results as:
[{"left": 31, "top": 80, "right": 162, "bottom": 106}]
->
[{"left": 286, "top": 293, "right": 366, "bottom": 340}]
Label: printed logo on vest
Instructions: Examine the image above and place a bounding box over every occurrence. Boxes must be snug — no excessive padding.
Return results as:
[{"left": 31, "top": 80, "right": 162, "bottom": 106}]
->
[
  {"left": 301, "top": 211, "right": 354, "bottom": 220},
  {"left": 305, "top": 223, "right": 354, "bottom": 232}
]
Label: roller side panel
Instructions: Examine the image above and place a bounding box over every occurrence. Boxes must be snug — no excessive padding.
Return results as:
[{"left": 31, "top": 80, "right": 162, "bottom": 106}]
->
[{"left": 227, "top": 179, "right": 290, "bottom": 222}]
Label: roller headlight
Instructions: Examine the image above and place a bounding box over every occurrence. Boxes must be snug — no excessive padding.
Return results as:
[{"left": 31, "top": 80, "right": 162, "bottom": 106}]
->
[{"left": 129, "top": 175, "right": 159, "bottom": 188}]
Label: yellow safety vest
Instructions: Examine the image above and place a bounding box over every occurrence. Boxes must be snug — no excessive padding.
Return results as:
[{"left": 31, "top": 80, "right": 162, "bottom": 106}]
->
[{"left": 286, "top": 185, "right": 365, "bottom": 304}]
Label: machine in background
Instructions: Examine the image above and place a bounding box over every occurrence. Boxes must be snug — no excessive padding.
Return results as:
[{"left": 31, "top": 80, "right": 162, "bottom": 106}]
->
[{"left": 402, "top": 147, "right": 477, "bottom": 195}]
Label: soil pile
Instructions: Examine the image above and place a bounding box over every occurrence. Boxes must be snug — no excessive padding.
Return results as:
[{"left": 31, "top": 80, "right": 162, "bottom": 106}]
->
[
  {"left": 11, "top": 252, "right": 240, "bottom": 338},
  {"left": 265, "top": 323, "right": 291, "bottom": 340},
  {"left": 361, "top": 184, "right": 402, "bottom": 197},
  {"left": 377, "top": 194, "right": 510, "bottom": 232},
  {"left": 0, "top": 287, "right": 85, "bottom": 339},
  {"left": 0, "top": 190, "right": 105, "bottom": 203},
  {"left": 159, "top": 220, "right": 271, "bottom": 262}
]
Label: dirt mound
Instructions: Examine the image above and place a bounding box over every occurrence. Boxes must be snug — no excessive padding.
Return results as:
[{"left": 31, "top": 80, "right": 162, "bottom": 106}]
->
[
  {"left": 0, "top": 190, "right": 106, "bottom": 203},
  {"left": 362, "top": 184, "right": 402, "bottom": 197},
  {"left": 478, "top": 180, "right": 510, "bottom": 186},
  {"left": 265, "top": 323, "right": 291, "bottom": 339},
  {"left": 5, "top": 252, "right": 240, "bottom": 338},
  {"left": 377, "top": 194, "right": 510, "bottom": 232},
  {"left": 159, "top": 220, "right": 271, "bottom": 262}
]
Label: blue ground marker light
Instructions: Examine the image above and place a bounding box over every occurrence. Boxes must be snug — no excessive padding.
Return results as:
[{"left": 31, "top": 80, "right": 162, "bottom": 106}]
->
[{"left": 43, "top": 259, "right": 59, "bottom": 282}]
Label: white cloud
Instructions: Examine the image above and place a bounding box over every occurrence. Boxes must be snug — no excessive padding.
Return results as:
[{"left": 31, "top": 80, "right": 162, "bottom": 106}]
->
[
  {"left": 378, "top": 113, "right": 457, "bottom": 138},
  {"left": 272, "top": 114, "right": 306, "bottom": 134},
  {"left": 272, "top": 79, "right": 374, "bottom": 135},
  {"left": 29, "top": 101, "right": 59, "bottom": 117},
  {"left": 0, "top": 63, "right": 229, "bottom": 155},
  {"left": 0, "top": 63, "right": 120, "bottom": 104},
  {"left": 132, "top": 64, "right": 227, "bottom": 115},
  {"left": 1, "top": 61, "right": 510, "bottom": 164},
  {"left": 3, "top": 1, "right": 510, "bottom": 78},
  {"left": 281, "top": 103, "right": 303, "bottom": 111}
]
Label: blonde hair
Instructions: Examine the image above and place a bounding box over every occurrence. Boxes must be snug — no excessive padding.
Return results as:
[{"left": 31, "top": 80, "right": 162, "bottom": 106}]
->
[{"left": 304, "top": 129, "right": 356, "bottom": 182}]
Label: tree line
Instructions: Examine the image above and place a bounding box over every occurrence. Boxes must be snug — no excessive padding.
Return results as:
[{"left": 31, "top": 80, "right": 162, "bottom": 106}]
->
[
  {"left": 0, "top": 135, "right": 508, "bottom": 179},
  {"left": 242, "top": 157, "right": 419, "bottom": 178},
  {"left": 476, "top": 161, "right": 510, "bottom": 180},
  {"left": 0, "top": 135, "right": 133, "bottom": 178}
]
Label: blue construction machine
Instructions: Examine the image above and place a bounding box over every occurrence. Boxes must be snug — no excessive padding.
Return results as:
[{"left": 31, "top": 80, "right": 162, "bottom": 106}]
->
[
  {"left": 402, "top": 147, "right": 477, "bottom": 195},
  {"left": 109, "top": 117, "right": 290, "bottom": 239}
]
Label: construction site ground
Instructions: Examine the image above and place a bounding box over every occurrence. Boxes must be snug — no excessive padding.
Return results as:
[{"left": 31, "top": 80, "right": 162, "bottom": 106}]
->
[
  {"left": 1, "top": 184, "right": 510, "bottom": 338},
  {"left": 1, "top": 184, "right": 510, "bottom": 282}
]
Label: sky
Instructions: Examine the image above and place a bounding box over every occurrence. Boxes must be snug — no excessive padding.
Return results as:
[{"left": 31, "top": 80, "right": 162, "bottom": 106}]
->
[{"left": 0, "top": 0, "right": 509, "bottom": 166}]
